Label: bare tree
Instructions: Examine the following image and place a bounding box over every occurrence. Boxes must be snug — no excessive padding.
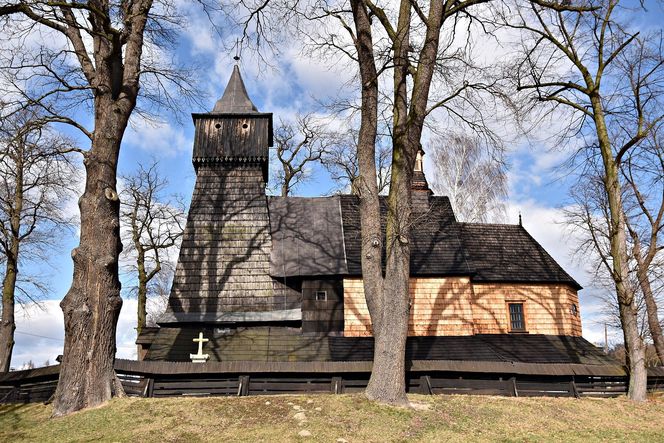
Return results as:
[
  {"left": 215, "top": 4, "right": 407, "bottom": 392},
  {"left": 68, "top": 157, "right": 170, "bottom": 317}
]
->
[
  {"left": 0, "top": 108, "right": 77, "bottom": 372},
  {"left": 240, "top": 0, "right": 567, "bottom": 405},
  {"left": 506, "top": 0, "right": 664, "bottom": 400},
  {"left": 272, "top": 114, "right": 333, "bottom": 196},
  {"left": 566, "top": 156, "right": 663, "bottom": 364},
  {"left": 323, "top": 129, "right": 392, "bottom": 195},
  {"left": 0, "top": 1, "right": 207, "bottom": 415},
  {"left": 428, "top": 131, "right": 507, "bottom": 222},
  {"left": 621, "top": 132, "right": 664, "bottom": 364},
  {"left": 120, "top": 161, "right": 185, "bottom": 336}
]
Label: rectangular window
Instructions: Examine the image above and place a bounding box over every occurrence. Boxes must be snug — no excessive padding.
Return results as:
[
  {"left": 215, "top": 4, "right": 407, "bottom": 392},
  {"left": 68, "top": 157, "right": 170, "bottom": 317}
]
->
[
  {"left": 508, "top": 303, "right": 525, "bottom": 331},
  {"left": 315, "top": 291, "right": 327, "bottom": 301}
]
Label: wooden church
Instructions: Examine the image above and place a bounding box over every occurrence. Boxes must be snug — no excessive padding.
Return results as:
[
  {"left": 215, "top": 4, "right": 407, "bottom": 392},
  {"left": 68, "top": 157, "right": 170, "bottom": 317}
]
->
[{"left": 137, "top": 65, "right": 613, "bottom": 372}]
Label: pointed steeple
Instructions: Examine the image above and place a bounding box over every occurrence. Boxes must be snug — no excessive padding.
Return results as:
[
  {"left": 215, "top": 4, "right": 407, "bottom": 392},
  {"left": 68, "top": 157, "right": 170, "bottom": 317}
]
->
[{"left": 212, "top": 65, "right": 259, "bottom": 113}]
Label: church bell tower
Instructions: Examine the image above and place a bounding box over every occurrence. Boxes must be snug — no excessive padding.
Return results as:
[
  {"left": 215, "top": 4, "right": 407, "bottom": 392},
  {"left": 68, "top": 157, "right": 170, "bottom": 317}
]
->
[{"left": 159, "top": 66, "right": 296, "bottom": 325}]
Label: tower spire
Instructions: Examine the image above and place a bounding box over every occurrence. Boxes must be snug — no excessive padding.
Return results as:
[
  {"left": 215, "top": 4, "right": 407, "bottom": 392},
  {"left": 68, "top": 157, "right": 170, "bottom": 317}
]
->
[{"left": 212, "top": 65, "right": 259, "bottom": 113}]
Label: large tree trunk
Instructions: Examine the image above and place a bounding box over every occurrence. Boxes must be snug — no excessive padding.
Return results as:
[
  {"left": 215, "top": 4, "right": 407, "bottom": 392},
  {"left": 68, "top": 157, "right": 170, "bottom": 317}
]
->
[
  {"left": 592, "top": 96, "right": 647, "bottom": 401},
  {"left": 366, "top": 159, "right": 412, "bottom": 404},
  {"left": 0, "top": 257, "right": 17, "bottom": 372},
  {"left": 349, "top": 0, "right": 407, "bottom": 405},
  {"left": 52, "top": 102, "right": 130, "bottom": 416},
  {"left": 52, "top": 0, "right": 149, "bottom": 414},
  {"left": 619, "top": 293, "right": 648, "bottom": 399},
  {"left": 365, "top": 0, "right": 413, "bottom": 405}
]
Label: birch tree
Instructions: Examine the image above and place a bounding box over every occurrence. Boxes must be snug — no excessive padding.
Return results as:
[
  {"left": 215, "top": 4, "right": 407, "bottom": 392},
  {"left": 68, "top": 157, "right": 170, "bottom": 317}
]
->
[{"left": 428, "top": 131, "right": 507, "bottom": 222}]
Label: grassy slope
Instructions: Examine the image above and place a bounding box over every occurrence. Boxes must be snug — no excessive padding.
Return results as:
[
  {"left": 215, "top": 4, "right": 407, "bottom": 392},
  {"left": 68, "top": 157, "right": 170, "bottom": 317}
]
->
[{"left": 1, "top": 394, "right": 663, "bottom": 442}]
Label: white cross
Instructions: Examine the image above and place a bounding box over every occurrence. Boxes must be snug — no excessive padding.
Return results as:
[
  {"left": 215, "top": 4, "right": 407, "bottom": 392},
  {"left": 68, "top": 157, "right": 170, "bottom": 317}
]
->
[{"left": 192, "top": 331, "right": 209, "bottom": 357}]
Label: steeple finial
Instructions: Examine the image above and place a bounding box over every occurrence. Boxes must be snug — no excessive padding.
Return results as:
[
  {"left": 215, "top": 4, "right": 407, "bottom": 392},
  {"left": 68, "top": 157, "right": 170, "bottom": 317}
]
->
[
  {"left": 233, "top": 38, "right": 241, "bottom": 63},
  {"left": 518, "top": 211, "right": 522, "bottom": 226},
  {"left": 212, "top": 65, "right": 259, "bottom": 113}
]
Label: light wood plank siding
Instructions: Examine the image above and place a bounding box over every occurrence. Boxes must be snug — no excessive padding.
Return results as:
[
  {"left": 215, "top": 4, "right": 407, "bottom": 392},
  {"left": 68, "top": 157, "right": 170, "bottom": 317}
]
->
[
  {"left": 472, "top": 283, "right": 582, "bottom": 336},
  {"left": 343, "top": 278, "right": 582, "bottom": 337}
]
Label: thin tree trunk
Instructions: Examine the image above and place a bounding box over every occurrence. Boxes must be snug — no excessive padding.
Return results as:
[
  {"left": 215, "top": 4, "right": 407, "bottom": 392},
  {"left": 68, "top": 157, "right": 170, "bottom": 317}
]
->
[
  {"left": 0, "top": 257, "right": 17, "bottom": 372},
  {"left": 137, "top": 289, "right": 147, "bottom": 335},
  {"left": 281, "top": 178, "right": 289, "bottom": 197},
  {"left": 637, "top": 266, "right": 664, "bottom": 364},
  {"left": 629, "top": 222, "right": 664, "bottom": 364},
  {"left": 137, "top": 252, "right": 147, "bottom": 336},
  {"left": 592, "top": 95, "right": 647, "bottom": 401},
  {"left": 52, "top": 104, "right": 129, "bottom": 416},
  {"left": 0, "top": 149, "right": 24, "bottom": 373}
]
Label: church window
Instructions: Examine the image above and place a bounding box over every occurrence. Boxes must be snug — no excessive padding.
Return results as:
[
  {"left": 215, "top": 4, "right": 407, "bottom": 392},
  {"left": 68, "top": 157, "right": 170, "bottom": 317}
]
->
[
  {"left": 315, "top": 291, "right": 327, "bottom": 301},
  {"left": 571, "top": 303, "right": 578, "bottom": 317},
  {"left": 508, "top": 303, "right": 526, "bottom": 332}
]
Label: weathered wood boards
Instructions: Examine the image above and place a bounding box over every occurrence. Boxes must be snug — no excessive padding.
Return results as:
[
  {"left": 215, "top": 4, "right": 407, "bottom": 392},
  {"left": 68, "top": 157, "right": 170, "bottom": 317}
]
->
[{"left": 5, "top": 361, "right": 661, "bottom": 403}]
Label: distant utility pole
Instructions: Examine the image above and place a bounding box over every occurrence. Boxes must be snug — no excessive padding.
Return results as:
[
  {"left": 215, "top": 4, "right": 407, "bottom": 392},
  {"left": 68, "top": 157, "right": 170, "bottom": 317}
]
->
[{"left": 604, "top": 324, "right": 609, "bottom": 354}]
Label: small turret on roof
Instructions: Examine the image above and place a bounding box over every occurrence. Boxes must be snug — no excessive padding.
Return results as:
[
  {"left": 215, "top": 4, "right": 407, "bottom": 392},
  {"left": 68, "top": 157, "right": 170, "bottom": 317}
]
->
[
  {"left": 411, "top": 147, "right": 432, "bottom": 195},
  {"left": 212, "top": 65, "right": 259, "bottom": 113}
]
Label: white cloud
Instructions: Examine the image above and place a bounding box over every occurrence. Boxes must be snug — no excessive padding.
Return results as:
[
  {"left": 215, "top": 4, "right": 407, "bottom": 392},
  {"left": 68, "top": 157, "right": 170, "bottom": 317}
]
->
[
  {"left": 125, "top": 116, "right": 190, "bottom": 157},
  {"left": 12, "top": 298, "right": 138, "bottom": 370}
]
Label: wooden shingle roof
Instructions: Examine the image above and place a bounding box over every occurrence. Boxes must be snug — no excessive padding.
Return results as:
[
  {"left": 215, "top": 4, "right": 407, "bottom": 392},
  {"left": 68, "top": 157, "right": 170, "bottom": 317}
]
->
[
  {"left": 212, "top": 65, "right": 259, "bottom": 113},
  {"left": 269, "top": 196, "right": 348, "bottom": 277},
  {"left": 339, "top": 195, "right": 471, "bottom": 276},
  {"left": 268, "top": 194, "right": 580, "bottom": 289},
  {"left": 459, "top": 223, "right": 581, "bottom": 289}
]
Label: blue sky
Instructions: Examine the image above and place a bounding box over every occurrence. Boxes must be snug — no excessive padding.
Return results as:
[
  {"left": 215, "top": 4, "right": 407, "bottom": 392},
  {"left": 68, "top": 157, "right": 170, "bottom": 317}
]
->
[{"left": 10, "top": 1, "right": 664, "bottom": 368}]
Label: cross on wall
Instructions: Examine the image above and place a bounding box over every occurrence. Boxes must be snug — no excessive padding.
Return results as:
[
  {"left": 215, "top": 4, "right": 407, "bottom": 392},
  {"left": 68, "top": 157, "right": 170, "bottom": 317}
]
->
[{"left": 192, "top": 331, "right": 209, "bottom": 357}]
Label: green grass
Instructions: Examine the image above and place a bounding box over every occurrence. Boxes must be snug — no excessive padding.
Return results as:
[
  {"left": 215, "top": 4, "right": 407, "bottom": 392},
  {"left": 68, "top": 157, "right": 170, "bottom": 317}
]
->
[{"left": 1, "top": 394, "right": 664, "bottom": 442}]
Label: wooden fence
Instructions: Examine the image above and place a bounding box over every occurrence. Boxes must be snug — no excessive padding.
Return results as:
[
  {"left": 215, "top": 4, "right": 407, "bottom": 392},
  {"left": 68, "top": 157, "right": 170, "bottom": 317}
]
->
[{"left": 2, "top": 361, "right": 663, "bottom": 404}]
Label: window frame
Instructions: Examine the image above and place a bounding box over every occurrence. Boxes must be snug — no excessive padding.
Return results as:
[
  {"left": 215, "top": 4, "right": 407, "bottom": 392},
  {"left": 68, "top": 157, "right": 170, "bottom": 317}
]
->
[
  {"left": 507, "top": 302, "right": 527, "bottom": 333},
  {"left": 314, "top": 290, "right": 327, "bottom": 302}
]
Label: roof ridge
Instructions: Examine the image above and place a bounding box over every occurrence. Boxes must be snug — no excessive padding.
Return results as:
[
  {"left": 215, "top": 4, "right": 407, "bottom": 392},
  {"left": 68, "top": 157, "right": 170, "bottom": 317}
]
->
[{"left": 459, "top": 221, "right": 521, "bottom": 227}]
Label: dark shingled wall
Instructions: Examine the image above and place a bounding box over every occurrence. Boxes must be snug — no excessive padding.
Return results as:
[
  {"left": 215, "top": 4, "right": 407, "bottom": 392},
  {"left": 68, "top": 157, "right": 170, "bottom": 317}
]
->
[
  {"left": 301, "top": 279, "right": 344, "bottom": 333},
  {"left": 160, "top": 104, "right": 297, "bottom": 324},
  {"left": 163, "top": 164, "right": 289, "bottom": 319},
  {"left": 145, "top": 328, "right": 615, "bottom": 366}
]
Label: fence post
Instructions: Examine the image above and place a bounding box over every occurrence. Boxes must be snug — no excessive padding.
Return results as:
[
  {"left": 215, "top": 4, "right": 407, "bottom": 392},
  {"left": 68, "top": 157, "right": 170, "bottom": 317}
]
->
[
  {"left": 419, "top": 376, "right": 432, "bottom": 395},
  {"left": 570, "top": 380, "right": 580, "bottom": 398},
  {"left": 331, "top": 377, "right": 343, "bottom": 394},
  {"left": 510, "top": 377, "right": 518, "bottom": 397},
  {"left": 238, "top": 375, "right": 250, "bottom": 396}
]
